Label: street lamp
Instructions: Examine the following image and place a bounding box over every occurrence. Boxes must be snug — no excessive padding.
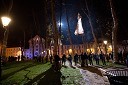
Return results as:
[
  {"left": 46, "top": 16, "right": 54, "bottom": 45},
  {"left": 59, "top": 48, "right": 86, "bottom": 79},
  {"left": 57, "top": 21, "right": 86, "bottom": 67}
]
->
[
  {"left": 103, "top": 40, "right": 107, "bottom": 54},
  {"left": 1, "top": 16, "right": 11, "bottom": 79},
  {"left": 1, "top": 17, "right": 11, "bottom": 27}
]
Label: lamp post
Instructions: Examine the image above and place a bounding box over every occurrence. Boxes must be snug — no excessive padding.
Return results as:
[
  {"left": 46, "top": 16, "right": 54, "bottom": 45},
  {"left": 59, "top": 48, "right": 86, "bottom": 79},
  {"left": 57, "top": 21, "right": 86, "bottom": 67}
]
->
[
  {"left": 1, "top": 16, "right": 11, "bottom": 79},
  {"left": 103, "top": 40, "right": 108, "bottom": 54}
]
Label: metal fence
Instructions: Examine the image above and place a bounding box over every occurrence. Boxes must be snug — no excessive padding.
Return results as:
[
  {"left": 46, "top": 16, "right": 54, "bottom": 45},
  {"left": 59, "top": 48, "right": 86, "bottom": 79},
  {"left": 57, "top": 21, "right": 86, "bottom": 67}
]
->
[{"left": 105, "top": 69, "right": 128, "bottom": 84}]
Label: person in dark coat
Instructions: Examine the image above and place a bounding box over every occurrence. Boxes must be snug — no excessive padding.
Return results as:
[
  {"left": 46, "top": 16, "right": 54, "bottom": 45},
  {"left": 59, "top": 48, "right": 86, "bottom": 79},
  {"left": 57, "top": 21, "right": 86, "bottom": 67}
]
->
[
  {"left": 62, "top": 54, "right": 66, "bottom": 65},
  {"left": 88, "top": 53, "right": 93, "bottom": 65},
  {"left": 68, "top": 54, "right": 72, "bottom": 66},
  {"left": 100, "top": 53, "right": 106, "bottom": 65},
  {"left": 53, "top": 54, "right": 61, "bottom": 71},
  {"left": 94, "top": 53, "right": 99, "bottom": 65},
  {"left": 84, "top": 52, "right": 88, "bottom": 66},
  {"left": 74, "top": 53, "right": 78, "bottom": 65},
  {"left": 49, "top": 55, "right": 53, "bottom": 64},
  {"left": 81, "top": 52, "right": 85, "bottom": 67}
]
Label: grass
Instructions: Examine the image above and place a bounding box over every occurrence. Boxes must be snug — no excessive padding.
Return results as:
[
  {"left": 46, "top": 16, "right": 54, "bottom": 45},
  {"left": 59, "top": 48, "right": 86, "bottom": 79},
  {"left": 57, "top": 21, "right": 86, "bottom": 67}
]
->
[
  {"left": 1, "top": 61, "right": 41, "bottom": 80},
  {"left": 61, "top": 66, "right": 83, "bottom": 85},
  {"left": 1, "top": 60, "right": 126, "bottom": 85},
  {"left": 1, "top": 62, "right": 51, "bottom": 85}
]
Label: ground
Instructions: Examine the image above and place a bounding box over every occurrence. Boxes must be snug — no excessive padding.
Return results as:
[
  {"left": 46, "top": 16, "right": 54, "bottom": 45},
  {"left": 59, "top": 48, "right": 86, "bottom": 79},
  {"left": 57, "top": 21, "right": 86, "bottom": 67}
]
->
[{"left": 0, "top": 60, "right": 127, "bottom": 85}]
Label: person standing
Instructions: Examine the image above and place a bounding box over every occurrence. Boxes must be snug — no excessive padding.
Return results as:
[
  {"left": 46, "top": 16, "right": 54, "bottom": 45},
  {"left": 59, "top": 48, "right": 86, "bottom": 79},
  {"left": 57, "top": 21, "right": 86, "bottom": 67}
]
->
[
  {"left": 81, "top": 52, "right": 85, "bottom": 67},
  {"left": 68, "top": 54, "right": 72, "bottom": 66},
  {"left": 84, "top": 52, "right": 88, "bottom": 66},
  {"left": 100, "top": 52, "right": 106, "bottom": 65},
  {"left": 50, "top": 55, "right": 53, "bottom": 64},
  {"left": 53, "top": 54, "right": 61, "bottom": 71},
  {"left": 88, "top": 53, "right": 93, "bottom": 65},
  {"left": 94, "top": 53, "right": 99, "bottom": 65},
  {"left": 62, "top": 54, "right": 66, "bottom": 65},
  {"left": 74, "top": 53, "right": 78, "bottom": 65}
]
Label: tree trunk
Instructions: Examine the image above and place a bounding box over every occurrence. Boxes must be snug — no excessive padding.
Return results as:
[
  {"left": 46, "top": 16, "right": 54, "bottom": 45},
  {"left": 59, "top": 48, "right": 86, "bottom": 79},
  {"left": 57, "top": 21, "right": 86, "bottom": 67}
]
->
[
  {"left": 85, "top": 0, "right": 98, "bottom": 53},
  {"left": 51, "top": 0, "right": 58, "bottom": 55},
  {"left": 109, "top": 0, "right": 118, "bottom": 62},
  {"left": 43, "top": 0, "right": 49, "bottom": 55}
]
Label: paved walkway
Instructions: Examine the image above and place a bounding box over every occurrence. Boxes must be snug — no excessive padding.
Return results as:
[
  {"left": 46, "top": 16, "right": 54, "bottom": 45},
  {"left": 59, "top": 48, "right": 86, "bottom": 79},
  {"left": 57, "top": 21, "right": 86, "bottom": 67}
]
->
[{"left": 64, "top": 61, "right": 110, "bottom": 85}]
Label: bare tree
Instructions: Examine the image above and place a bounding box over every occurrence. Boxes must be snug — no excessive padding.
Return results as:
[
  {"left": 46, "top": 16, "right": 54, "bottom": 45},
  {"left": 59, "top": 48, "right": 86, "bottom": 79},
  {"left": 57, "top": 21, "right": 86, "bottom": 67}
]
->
[
  {"left": 83, "top": 0, "right": 98, "bottom": 53},
  {"left": 51, "top": 0, "right": 58, "bottom": 55},
  {"left": 109, "top": 0, "right": 118, "bottom": 62}
]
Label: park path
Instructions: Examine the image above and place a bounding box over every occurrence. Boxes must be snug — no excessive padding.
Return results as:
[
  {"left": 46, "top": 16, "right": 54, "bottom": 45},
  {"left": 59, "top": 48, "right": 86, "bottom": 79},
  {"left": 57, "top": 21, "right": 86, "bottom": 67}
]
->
[
  {"left": 64, "top": 61, "right": 110, "bottom": 85},
  {"left": 23, "top": 61, "right": 111, "bottom": 85}
]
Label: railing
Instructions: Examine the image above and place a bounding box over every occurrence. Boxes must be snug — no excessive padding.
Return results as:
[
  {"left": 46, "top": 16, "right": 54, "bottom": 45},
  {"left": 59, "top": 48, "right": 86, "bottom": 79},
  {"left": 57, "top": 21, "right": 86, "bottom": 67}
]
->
[{"left": 105, "top": 69, "right": 128, "bottom": 84}]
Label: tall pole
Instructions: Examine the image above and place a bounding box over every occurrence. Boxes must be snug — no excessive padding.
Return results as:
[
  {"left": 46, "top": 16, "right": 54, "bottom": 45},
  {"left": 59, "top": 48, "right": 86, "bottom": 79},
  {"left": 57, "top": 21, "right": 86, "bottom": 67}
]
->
[
  {"left": 1, "top": 28, "right": 9, "bottom": 79},
  {"left": 109, "top": 0, "right": 118, "bottom": 62},
  {"left": 51, "top": 0, "right": 58, "bottom": 55},
  {"left": 1, "top": 16, "right": 11, "bottom": 80}
]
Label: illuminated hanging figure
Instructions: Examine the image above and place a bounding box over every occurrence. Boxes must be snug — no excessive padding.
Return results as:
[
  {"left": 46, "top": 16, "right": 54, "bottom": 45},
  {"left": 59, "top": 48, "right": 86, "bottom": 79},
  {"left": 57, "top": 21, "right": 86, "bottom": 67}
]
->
[{"left": 74, "top": 13, "right": 84, "bottom": 35}]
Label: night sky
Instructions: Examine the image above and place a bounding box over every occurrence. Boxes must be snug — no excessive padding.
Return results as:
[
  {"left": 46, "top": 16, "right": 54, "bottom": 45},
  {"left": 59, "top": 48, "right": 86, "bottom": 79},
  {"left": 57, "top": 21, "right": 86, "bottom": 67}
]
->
[{"left": 0, "top": 0, "right": 128, "bottom": 48}]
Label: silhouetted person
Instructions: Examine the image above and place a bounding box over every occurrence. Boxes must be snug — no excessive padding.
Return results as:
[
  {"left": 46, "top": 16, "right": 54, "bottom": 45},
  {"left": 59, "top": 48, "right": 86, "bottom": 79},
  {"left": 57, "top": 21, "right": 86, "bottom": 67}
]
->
[
  {"left": 88, "top": 53, "right": 93, "bottom": 65},
  {"left": 54, "top": 54, "right": 61, "bottom": 71},
  {"left": 49, "top": 55, "right": 53, "bottom": 64},
  {"left": 68, "top": 54, "right": 72, "bottom": 66},
  {"left": 94, "top": 53, "right": 99, "bottom": 65},
  {"left": 62, "top": 54, "right": 66, "bottom": 65},
  {"left": 74, "top": 53, "right": 78, "bottom": 65},
  {"left": 81, "top": 52, "right": 85, "bottom": 67},
  {"left": 84, "top": 52, "right": 88, "bottom": 66},
  {"left": 18, "top": 56, "right": 20, "bottom": 61},
  {"left": 100, "top": 53, "right": 106, "bottom": 65}
]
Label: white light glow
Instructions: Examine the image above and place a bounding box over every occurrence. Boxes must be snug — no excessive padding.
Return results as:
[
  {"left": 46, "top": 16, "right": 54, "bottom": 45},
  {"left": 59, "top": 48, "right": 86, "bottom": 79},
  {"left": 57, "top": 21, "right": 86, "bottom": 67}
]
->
[
  {"left": 103, "top": 40, "right": 107, "bottom": 45},
  {"left": 1, "top": 16, "right": 11, "bottom": 27},
  {"left": 58, "top": 22, "right": 63, "bottom": 26}
]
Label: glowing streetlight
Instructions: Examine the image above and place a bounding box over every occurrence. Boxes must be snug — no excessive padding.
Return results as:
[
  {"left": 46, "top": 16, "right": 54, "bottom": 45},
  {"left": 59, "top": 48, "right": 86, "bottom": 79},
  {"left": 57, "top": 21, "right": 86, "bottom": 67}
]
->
[
  {"left": 69, "top": 49, "right": 72, "bottom": 54},
  {"left": 103, "top": 40, "right": 107, "bottom": 45},
  {"left": 103, "top": 40, "right": 107, "bottom": 54},
  {"left": 1, "top": 16, "right": 11, "bottom": 78},
  {"left": 1, "top": 16, "right": 11, "bottom": 27}
]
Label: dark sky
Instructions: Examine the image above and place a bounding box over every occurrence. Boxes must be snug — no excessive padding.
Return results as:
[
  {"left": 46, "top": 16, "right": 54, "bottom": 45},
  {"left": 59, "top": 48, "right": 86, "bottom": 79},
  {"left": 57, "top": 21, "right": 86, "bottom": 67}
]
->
[{"left": 0, "top": 0, "right": 128, "bottom": 48}]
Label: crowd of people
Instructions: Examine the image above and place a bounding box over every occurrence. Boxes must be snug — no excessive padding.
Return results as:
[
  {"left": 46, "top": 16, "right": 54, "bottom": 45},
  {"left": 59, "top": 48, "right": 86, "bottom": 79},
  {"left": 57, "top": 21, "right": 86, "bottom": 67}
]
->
[{"left": 51, "top": 51, "right": 128, "bottom": 70}]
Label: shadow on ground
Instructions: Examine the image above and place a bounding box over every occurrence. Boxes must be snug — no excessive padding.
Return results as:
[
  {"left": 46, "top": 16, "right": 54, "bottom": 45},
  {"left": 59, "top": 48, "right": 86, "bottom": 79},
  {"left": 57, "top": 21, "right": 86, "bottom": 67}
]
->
[
  {"left": 79, "top": 66, "right": 103, "bottom": 76},
  {"left": 26, "top": 66, "right": 62, "bottom": 85},
  {"left": 1, "top": 63, "right": 37, "bottom": 80}
]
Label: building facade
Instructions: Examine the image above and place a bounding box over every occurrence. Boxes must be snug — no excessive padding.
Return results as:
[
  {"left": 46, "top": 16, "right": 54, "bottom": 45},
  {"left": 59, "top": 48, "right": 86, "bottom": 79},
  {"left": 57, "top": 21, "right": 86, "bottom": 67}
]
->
[
  {"left": 24, "top": 35, "right": 45, "bottom": 59},
  {"left": 6, "top": 47, "right": 22, "bottom": 60}
]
